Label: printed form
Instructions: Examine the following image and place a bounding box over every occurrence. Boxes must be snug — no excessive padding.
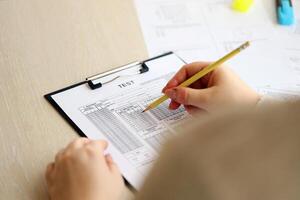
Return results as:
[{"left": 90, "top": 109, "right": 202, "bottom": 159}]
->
[
  {"left": 134, "top": 0, "right": 300, "bottom": 99},
  {"left": 51, "top": 54, "right": 191, "bottom": 189}
]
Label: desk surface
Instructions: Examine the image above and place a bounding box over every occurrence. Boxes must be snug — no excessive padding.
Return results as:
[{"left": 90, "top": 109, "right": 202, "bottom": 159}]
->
[{"left": 0, "top": 0, "right": 147, "bottom": 199}]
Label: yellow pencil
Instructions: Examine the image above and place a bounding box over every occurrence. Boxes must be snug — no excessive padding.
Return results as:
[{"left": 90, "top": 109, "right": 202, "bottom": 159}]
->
[{"left": 142, "top": 41, "right": 250, "bottom": 112}]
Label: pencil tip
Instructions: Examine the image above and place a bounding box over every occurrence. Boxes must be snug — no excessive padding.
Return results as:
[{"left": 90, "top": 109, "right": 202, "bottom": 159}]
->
[{"left": 142, "top": 107, "right": 150, "bottom": 113}]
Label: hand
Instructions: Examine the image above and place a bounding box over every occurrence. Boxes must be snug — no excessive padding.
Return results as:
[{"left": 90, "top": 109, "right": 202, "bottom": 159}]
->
[
  {"left": 162, "top": 62, "right": 260, "bottom": 115},
  {"left": 45, "top": 138, "right": 124, "bottom": 200}
]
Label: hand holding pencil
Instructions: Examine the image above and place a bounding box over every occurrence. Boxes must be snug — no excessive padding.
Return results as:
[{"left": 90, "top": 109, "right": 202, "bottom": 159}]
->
[
  {"left": 144, "top": 42, "right": 260, "bottom": 115},
  {"left": 162, "top": 61, "right": 259, "bottom": 115}
]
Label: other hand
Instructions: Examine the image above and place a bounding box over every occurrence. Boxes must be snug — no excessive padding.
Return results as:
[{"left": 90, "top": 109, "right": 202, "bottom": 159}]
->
[{"left": 45, "top": 138, "right": 124, "bottom": 200}]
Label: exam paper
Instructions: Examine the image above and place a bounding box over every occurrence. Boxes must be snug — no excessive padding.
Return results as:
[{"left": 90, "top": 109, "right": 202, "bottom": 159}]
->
[
  {"left": 51, "top": 54, "right": 190, "bottom": 189},
  {"left": 134, "top": 0, "right": 300, "bottom": 96}
]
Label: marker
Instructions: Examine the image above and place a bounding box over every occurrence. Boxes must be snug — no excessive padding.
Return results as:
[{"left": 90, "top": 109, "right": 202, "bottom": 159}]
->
[
  {"left": 142, "top": 41, "right": 251, "bottom": 113},
  {"left": 232, "top": 0, "right": 254, "bottom": 12},
  {"left": 277, "top": 0, "right": 295, "bottom": 26}
]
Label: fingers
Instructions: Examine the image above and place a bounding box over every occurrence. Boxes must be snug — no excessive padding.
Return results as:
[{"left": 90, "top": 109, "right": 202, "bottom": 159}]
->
[
  {"left": 162, "top": 79, "right": 178, "bottom": 93},
  {"left": 168, "top": 100, "right": 181, "bottom": 110},
  {"left": 169, "top": 101, "right": 208, "bottom": 116},
  {"left": 105, "top": 154, "right": 120, "bottom": 174},
  {"left": 85, "top": 140, "right": 108, "bottom": 154},
  {"left": 105, "top": 154, "right": 115, "bottom": 169},
  {"left": 162, "top": 62, "right": 211, "bottom": 92},
  {"left": 165, "top": 86, "right": 212, "bottom": 109},
  {"left": 54, "top": 138, "right": 88, "bottom": 163},
  {"left": 55, "top": 149, "right": 64, "bottom": 163},
  {"left": 45, "top": 162, "right": 55, "bottom": 184},
  {"left": 66, "top": 138, "right": 107, "bottom": 153},
  {"left": 46, "top": 162, "right": 55, "bottom": 177},
  {"left": 54, "top": 139, "right": 108, "bottom": 164},
  {"left": 67, "top": 137, "right": 90, "bottom": 150}
]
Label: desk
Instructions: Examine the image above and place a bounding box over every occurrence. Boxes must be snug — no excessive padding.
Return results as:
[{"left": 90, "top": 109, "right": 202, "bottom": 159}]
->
[{"left": 0, "top": 0, "right": 147, "bottom": 199}]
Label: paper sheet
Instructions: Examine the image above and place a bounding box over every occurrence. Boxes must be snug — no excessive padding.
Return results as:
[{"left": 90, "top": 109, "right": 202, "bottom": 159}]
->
[
  {"left": 134, "top": 0, "right": 300, "bottom": 97},
  {"left": 51, "top": 54, "right": 190, "bottom": 189}
]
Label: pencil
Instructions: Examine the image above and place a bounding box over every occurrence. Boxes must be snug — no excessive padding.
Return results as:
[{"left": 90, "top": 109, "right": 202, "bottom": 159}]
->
[{"left": 142, "top": 41, "right": 250, "bottom": 112}]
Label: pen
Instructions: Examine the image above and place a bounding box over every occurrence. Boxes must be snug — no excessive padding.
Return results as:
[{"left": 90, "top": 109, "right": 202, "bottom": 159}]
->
[{"left": 142, "top": 41, "right": 251, "bottom": 113}]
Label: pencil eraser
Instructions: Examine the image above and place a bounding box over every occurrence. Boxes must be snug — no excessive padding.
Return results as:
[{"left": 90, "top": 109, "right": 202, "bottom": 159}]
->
[{"left": 232, "top": 0, "right": 254, "bottom": 12}]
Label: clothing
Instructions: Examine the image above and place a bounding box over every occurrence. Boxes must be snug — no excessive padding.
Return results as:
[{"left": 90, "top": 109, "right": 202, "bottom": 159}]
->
[{"left": 136, "top": 101, "right": 300, "bottom": 200}]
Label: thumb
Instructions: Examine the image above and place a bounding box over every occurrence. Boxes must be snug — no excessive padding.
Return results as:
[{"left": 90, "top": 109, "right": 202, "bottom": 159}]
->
[{"left": 165, "top": 87, "right": 212, "bottom": 109}]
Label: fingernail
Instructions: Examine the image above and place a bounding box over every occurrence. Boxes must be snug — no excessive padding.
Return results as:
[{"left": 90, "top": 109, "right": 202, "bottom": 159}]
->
[{"left": 165, "top": 89, "right": 177, "bottom": 100}]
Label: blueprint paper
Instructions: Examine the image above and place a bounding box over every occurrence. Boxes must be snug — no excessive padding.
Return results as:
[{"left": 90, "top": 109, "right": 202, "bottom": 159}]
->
[{"left": 134, "top": 0, "right": 300, "bottom": 97}]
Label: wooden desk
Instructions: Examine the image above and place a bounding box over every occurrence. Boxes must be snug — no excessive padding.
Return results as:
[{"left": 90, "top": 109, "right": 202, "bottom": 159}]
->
[{"left": 0, "top": 0, "right": 147, "bottom": 199}]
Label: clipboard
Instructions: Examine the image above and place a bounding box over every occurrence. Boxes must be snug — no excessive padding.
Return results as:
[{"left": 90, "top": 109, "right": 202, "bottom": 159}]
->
[
  {"left": 44, "top": 51, "right": 188, "bottom": 189},
  {"left": 44, "top": 51, "right": 186, "bottom": 136}
]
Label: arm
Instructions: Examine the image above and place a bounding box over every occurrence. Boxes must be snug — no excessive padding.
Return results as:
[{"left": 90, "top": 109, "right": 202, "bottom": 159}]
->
[{"left": 136, "top": 101, "right": 300, "bottom": 200}]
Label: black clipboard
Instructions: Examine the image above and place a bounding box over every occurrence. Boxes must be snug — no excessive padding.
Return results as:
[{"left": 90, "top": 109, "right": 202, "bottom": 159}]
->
[{"left": 44, "top": 51, "right": 184, "bottom": 188}]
